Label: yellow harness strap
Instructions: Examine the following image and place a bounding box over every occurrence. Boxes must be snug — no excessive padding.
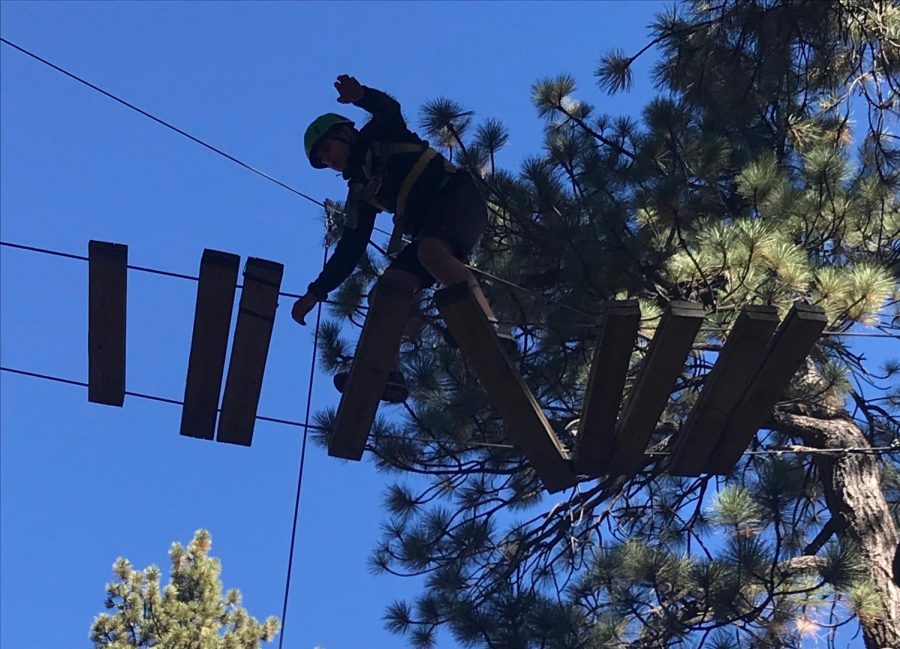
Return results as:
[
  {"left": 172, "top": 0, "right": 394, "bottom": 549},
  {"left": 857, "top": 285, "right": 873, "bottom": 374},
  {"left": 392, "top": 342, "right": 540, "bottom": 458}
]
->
[{"left": 387, "top": 148, "right": 440, "bottom": 253}]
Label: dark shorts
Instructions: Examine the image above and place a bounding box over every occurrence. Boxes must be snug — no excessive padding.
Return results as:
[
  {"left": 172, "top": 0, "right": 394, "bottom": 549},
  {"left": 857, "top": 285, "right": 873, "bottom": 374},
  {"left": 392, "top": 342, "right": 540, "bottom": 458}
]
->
[{"left": 388, "top": 171, "right": 488, "bottom": 288}]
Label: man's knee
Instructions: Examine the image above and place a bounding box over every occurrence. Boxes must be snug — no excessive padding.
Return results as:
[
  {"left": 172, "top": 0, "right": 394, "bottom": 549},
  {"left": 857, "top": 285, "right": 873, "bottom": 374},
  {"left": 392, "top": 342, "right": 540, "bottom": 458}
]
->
[{"left": 416, "top": 236, "right": 454, "bottom": 267}]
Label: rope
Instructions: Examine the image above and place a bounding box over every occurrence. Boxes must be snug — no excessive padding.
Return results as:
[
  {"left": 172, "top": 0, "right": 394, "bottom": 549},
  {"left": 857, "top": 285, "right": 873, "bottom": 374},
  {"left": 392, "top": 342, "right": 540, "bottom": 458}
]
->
[
  {"left": 0, "top": 37, "right": 326, "bottom": 209},
  {"left": 4, "top": 240, "right": 897, "bottom": 339},
  {"left": 4, "top": 366, "right": 897, "bottom": 461},
  {"left": 4, "top": 38, "right": 895, "bottom": 340},
  {"left": 0, "top": 365, "right": 527, "bottom": 450},
  {"left": 0, "top": 240, "right": 319, "bottom": 305},
  {"left": 278, "top": 244, "right": 327, "bottom": 649},
  {"left": 0, "top": 366, "right": 331, "bottom": 432},
  {"left": 0, "top": 38, "right": 624, "bottom": 319}
]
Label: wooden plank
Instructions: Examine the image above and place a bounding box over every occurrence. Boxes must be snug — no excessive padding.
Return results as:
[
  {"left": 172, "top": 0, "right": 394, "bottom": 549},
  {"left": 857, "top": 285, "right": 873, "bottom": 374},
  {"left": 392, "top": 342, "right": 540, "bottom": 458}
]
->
[
  {"left": 88, "top": 240, "right": 127, "bottom": 406},
  {"left": 435, "top": 282, "right": 575, "bottom": 493},
  {"left": 667, "top": 305, "right": 780, "bottom": 476},
  {"left": 216, "top": 257, "right": 283, "bottom": 446},
  {"left": 573, "top": 301, "right": 640, "bottom": 477},
  {"left": 180, "top": 249, "right": 240, "bottom": 440},
  {"left": 707, "top": 303, "right": 826, "bottom": 474},
  {"left": 607, "top": 301, "right": 705, "bottom": 476},
  {"left": 328, "top": 277, "right": 415, "bottom": 460}
]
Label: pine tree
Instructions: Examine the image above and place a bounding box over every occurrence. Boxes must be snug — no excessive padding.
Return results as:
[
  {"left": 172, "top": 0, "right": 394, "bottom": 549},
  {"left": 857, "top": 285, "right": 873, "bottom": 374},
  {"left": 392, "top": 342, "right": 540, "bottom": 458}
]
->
[
  {"left": 89, "top": 530, "right": 280, "bottom": 649},
  {"left": 315, "top": 1, "right": 899, "bottom": 647}
]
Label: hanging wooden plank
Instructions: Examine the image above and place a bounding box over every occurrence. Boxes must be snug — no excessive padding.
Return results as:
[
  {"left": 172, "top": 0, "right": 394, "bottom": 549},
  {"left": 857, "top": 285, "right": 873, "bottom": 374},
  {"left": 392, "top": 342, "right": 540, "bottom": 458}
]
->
[
  {"left": 435, "top": 282, "right": 575, "bottom": 493},
  {"left": 607, "top": 301, "right": 705, "bottom": 476},
  {"left": 667, "top": 305, "right": 780, "bottom": 476},
  {"left": 573, "top": 300, "right": 640, "bottom": 477},
  {"left": 329, "top": 277, "right": 415, "bottom": 461},
  {"left": 216, "top": 257, "right": 283, "bottom": 446},
  {"left": 180, "top": 250, "right": 240, "bottom": 440},
  {"left": 706, "top": 303, "right": 826, "bottom": 474},
  {"left": 88, "top": 240, "right": 127, "bottom": 406}
]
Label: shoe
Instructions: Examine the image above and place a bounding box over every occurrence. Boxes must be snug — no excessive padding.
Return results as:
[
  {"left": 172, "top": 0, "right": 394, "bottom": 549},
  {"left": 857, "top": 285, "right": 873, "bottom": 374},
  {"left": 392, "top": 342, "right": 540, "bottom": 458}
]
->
[
  {"left": 332, "top": 370, "right": 409, "bottom": 404},
  {"left": 333, "top": 371, "right": 349, "bottom": 393}
]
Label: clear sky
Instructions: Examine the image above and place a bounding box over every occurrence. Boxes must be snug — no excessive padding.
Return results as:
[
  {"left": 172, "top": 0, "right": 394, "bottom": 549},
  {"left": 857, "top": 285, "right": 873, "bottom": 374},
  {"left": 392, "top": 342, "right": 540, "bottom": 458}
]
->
[{"left": 0, "top": 2, "right": 881, "bottom": 649}]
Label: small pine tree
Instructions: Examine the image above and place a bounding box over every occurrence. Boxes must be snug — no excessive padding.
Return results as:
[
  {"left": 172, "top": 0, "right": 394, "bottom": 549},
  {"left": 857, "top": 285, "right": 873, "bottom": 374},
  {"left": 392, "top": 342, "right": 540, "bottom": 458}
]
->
[{"left": 89, "top": 530, "right": 280, "bottom": 649}]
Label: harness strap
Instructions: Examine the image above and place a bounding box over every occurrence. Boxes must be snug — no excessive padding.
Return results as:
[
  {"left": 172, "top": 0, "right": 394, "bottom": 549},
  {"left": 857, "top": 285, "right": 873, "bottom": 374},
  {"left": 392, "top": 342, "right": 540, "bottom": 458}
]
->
[
  {"left": 395, "top": 148, "right": 438, "bottom": 220},
  {"left": 388, "top": 147, "right": 446, "bottom": 254}
]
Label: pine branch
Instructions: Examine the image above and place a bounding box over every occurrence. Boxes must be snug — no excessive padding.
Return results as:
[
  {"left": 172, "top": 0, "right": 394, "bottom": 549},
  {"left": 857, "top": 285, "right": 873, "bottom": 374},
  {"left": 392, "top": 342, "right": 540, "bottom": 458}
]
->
[{"left": 804, "top": 519, "right": 837, "bottom": 556}]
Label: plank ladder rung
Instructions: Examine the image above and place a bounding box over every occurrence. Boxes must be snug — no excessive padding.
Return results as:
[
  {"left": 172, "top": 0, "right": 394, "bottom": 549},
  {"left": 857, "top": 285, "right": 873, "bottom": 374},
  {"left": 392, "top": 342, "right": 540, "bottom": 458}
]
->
[
  {"left": 329, "top": 277, "right": 415, "bottom": 460},
  {"left": 573, "top": 301, "right": 640, "bottom": 477},
  {"left": 667, "top": 305, "right": 780, "bottom": 476},
  {"left": 607, "top": 301, "right": 705, "bottom": 476},
  {"left": 435, "top": 282, "right": 575, "bottom": 493},
  {"left": 217, "top": 257, "right": 283, "bottom": 446},
  {"left": 706, "top": 303, "right": 826, "bottom": 474},
  {"left": 181, "top": 249, "right": 240, "bottom": 440},
  {"left": 88, "top": 240, "right": 127, "bottom": 407}
]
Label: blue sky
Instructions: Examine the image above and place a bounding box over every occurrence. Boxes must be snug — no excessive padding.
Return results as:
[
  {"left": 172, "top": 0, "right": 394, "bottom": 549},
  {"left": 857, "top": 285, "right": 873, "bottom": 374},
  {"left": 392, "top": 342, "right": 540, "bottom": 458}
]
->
[{"left": 0, "top": 3, "right": 884, "bottom": 649}]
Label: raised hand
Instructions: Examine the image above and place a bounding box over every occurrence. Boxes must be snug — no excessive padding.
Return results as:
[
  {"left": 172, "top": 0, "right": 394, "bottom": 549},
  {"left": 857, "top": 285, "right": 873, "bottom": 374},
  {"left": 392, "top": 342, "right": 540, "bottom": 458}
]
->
[{"left": 334, "top": 74, "right": 364, "bottom": 104}]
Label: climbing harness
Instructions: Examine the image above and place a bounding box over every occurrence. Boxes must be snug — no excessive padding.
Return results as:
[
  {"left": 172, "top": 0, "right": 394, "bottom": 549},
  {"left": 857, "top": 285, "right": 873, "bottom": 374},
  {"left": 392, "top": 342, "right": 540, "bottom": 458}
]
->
[{"left": 349, "top": 141, "right": 457, "bottom": 254}]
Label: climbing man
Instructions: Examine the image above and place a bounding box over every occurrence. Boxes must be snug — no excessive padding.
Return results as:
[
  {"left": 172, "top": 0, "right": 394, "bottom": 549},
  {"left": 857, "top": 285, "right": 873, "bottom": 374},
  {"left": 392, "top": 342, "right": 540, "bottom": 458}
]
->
[{"left": 292, "top": 74, "right": 509, "bottom": 403}]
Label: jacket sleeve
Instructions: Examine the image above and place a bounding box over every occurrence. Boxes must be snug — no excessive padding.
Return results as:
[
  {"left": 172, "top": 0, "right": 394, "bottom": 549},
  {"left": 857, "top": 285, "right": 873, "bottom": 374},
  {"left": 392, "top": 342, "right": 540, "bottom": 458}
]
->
[
  {"left": 354, "top": 86, "right": 406, "bottom": 130},
  {"left": 307, "top": 202, "right": 378, "bottom": 300}
]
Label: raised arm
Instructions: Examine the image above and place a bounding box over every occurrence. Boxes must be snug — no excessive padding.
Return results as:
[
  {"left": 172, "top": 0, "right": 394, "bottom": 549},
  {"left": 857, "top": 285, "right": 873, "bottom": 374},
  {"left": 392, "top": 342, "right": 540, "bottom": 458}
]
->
[{"left": 334, "top": 74, "right": 403, "bottom": 125}]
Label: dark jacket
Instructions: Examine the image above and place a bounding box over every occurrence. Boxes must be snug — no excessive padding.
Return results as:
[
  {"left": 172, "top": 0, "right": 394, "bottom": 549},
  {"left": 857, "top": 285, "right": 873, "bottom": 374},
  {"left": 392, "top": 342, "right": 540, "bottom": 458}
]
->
[{"left": 307, "top": 87, "right": 451, "bottom": 300}]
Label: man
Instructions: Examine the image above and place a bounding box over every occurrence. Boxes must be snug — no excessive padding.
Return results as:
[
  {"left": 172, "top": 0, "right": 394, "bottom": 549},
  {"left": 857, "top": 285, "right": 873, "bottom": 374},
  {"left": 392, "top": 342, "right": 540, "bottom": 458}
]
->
[{"left": 293, "top": 75, "right": 509, "bottom": 403}]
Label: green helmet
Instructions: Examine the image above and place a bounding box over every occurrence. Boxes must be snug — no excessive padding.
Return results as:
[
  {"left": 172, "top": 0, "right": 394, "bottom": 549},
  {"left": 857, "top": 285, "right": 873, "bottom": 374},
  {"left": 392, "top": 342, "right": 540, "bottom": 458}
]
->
[{"left": 304, "top": 113, "right": 354, "bottom": 168}]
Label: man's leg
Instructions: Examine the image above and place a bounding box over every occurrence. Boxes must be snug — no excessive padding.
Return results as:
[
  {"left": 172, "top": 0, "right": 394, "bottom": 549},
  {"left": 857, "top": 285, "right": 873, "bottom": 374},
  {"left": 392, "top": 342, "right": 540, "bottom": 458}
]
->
[{"left": 415, "top": 235, "right": 498, "bottom": 320}]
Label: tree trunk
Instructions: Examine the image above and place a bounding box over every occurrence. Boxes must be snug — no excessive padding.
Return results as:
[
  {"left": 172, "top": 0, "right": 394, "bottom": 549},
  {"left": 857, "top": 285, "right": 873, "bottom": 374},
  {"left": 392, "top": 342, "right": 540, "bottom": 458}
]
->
[{"left": 773, "top": 410, "right": 900, "bottom": 649}]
